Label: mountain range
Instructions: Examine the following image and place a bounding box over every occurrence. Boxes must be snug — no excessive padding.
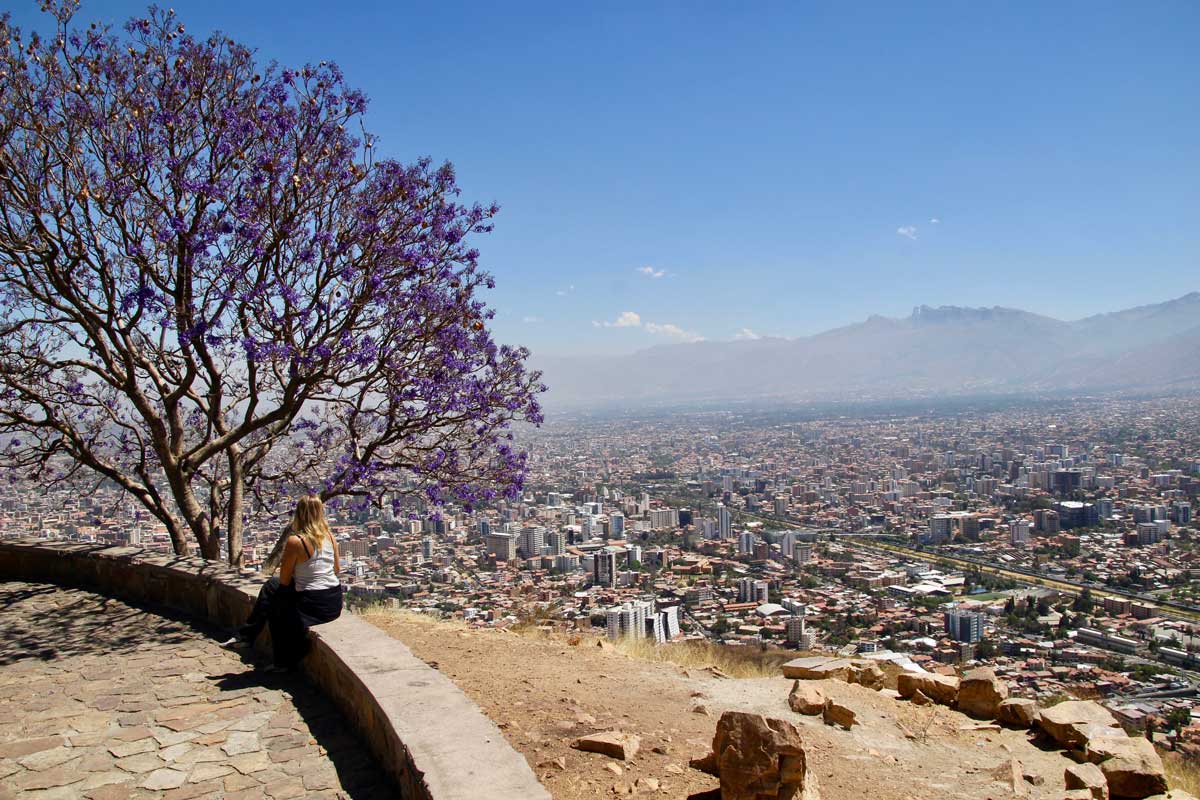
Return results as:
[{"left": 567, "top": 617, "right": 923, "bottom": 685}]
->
[{"left": 532, "top": 292, "right": 1200, "bottom": 409}]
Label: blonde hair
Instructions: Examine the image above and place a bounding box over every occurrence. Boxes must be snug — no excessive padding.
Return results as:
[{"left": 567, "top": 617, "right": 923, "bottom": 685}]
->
[{"left": 290, "top": 495, "right": 331, "bottom": 557}]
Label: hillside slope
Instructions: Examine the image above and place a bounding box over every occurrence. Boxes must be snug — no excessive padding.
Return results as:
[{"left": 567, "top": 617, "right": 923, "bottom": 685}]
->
[{"left": 363, "top": 610, "right": 1107, "bottom": 800}]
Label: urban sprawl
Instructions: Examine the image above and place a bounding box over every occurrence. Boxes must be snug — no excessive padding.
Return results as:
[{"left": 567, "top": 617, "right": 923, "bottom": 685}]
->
[{"left": 5, "top": 395, "right": 1200, "bottom": 757}]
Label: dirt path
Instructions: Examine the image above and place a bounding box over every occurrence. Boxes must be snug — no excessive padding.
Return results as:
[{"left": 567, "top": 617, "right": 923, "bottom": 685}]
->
[{"left": 363, "top": 610, "right": 1077, "bottom": 800}]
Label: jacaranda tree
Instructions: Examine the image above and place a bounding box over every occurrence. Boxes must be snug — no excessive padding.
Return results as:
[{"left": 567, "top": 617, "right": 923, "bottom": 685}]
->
[{"left": 0, "top": 4, "right": 543, "bottom": 565}]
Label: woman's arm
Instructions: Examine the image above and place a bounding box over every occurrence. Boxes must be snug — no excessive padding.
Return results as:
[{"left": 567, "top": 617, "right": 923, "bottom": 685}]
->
[
  {"left": 331, "top": 536, "right": 341, "bottom": 575},
  {"left": 278, "top": 535, "right": 304, "bottom": 586}
]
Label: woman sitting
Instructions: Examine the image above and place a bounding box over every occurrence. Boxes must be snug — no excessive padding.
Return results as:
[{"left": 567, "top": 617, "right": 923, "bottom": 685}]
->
[{"left": 221, "top": 495, "right": 343, "bottom": 671}]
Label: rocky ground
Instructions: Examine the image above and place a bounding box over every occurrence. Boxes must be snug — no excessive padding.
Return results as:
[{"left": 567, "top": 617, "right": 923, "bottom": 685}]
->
[
  {"left": 363, "top": 609, "right": 1107, "bottom": 800},
  {"left": 0, "top": 581, "right": 392, "bottom": 800}
]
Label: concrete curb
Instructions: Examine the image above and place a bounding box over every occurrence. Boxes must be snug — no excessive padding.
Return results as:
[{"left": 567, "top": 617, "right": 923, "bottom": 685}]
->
[{"left": 0, "top": 538, "right": 550, "bottom": 800}]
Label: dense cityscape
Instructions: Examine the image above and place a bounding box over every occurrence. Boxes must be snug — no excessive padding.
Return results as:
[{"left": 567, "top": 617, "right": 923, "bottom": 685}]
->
[{"left": 5, "top": 393, "right": 1200, "bottom": 760}]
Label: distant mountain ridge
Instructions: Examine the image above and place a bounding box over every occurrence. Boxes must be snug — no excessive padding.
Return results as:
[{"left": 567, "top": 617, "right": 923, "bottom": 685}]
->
[{"left": 533, "top": 292, "right": 1200, "bottom": 408}]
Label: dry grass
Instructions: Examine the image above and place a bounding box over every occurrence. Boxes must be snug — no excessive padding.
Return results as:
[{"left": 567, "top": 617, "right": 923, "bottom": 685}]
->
[
  {"left": 357, "top": 606, "right": 801, "bottom": 679},
  {"left": 609, "top": 635, "right": 799, "bottom": 679},
  {"left": 1163, "top": 752, "right": 1200, "bottom": 796}
]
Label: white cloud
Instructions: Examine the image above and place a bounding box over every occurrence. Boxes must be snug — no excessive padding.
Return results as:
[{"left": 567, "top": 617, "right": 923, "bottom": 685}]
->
[
  {"left": 593, "top": 310, "right": 642, "bottom": 328},
  {"left": 897, "top": 225, "right": 918, "bottom": 240},
  {"left": 522, "top": 316, "right": 542, "bottom": 323},
  {"left": 637, "top": 266, "right": 666, "bottom": 279},
  {"left": 555, "top": 284, "right": 576, "bottom": 296},
  {"left": 929, "top": 217, "right": 940, "bottom": 224},
  {"left": 645, "top": 322, "right": 704, "bottom": 343},
  {"left": 734, "top": 328, "right": 760, "bottom": 340}
]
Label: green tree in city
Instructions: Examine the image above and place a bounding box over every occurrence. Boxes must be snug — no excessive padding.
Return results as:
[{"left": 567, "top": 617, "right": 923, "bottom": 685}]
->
[{"left": 1073, "top": 588, "right": 1095, "bottom": 613}]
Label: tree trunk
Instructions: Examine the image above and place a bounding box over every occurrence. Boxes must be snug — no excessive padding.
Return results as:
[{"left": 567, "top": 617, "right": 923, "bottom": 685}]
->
[
  {"left": 226, "top": 448, "right": 245, "bottom": 568},
  {"left": 164, "top": 513, "right": 190, "bottom": 557}
]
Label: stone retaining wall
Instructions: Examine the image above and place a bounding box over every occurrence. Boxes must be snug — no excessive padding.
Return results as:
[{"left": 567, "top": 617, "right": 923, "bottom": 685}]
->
[{"left": 0, "top": 538, "right": 550, "bottom": 800}]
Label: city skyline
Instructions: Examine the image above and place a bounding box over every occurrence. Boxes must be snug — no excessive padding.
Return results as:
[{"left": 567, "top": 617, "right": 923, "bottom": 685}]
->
[{"left": 9, "top": 1, "right": 1198, "bottom": 355}]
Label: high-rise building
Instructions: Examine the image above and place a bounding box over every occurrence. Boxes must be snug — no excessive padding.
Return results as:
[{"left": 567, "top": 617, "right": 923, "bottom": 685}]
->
[
  {"left": 737, "top": 531, "right": 756, "bottom": 556},
  {"left": 929, "top": 515, "right": 954, "bottom": 544},
  {"left": 547, "top": 530, "right": 567, "bottom": 556},
  {"left": 609, "top": 512, "right": 625, "bottom": 539},
  {"left": 518, "top": 526, "right": 544, "bottom": 558},
  {"left": 717, "top": 505, "right": 732, "bottom": 539},
  {"left": 1034, "top": 508, "right": 1060, "bottom": 534},
  {"left": 484, "top": 531, "right": 517, "bottom": 562},
  {"left": 793, "top": 543, "right": 814, "bottom": 564},
  {"left": 606, "top": 599, "right": 653, "bottom": 640},
  {"left": 1009, "top": 520, "right": 1031, "bottom": 546},
  {"left": 593, "top": 547, "right": 620, "bottom": 588},
  {"left": 753, "top": 580, "right": 769, "bottom": 605},
  {"left": 777, "top": 531, "right": 796, "bottom": 562},
  {"left": 945, "top": 608, "right": 984, "bottom": 643},
  {"left": 421, "top": 537, "right": 434, "bottom": 561},
  {"left": 785, "top": 616, "right": 806, "bottom": 645}
]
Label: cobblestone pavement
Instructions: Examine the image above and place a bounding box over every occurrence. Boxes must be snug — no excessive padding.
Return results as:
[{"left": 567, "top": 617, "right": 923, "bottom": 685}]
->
[{"left": 0, "top": 581, "right": 394, "bottom": 800}]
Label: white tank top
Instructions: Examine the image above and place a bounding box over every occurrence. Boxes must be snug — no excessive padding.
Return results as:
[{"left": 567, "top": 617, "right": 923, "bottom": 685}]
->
[{"left": 294, "top": 537, "right": 339, "bottom": 591}]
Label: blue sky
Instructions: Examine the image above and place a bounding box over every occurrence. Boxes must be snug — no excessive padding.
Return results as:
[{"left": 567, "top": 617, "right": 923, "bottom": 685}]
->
[{"left": 11, "top": 1, "right": 1200, "bottom": 356}]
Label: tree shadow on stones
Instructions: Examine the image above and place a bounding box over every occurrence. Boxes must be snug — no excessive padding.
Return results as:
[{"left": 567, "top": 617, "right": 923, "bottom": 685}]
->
[
  {"left": 211, "top": 669, "right": 396, "bottom": 800},
  {"left": 0, "top": 580, "right": 195, "bottom": 666}
]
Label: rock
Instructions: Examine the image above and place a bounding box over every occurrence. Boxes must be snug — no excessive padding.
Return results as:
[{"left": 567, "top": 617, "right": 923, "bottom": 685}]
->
[
  {"left": 822, "top": 701, "right": 856, "bottom": 730},
  {"left": 788, "top": 682, "right": 826, "bottom": 716},
  {"left": 691, "top": 704, "right": 711, "bottom": 716},
  {"left": 910, "top": 689, "right": 932, "bottom": 706},
  {"left": 1141, "top": 793, "right": 1200, "bottom": 800},
  {"left": 695, "top": 711, "right": 819, "bottom": 800},
  {"left": 605, "top": 763, "right": 623, "bottom": 777},
  {"left": 665, "top": 764, "right": 684, "bottom": 775},
  {"left": 1023, "top": 771, "right": 1045, "bottom": 787},
  {"left": 997, "top": 698, "right": 1039, "bottom": 729},
  {"left": 847, "top": 661, "right": 886, "bottom": 690},
  {"left": 1065, "top": 762, "right": 1109, "bottom": 800},
  {"left": 573, "top": 732, "right": 641, "bottom": 761},
  {"left": 689, "top": 751, "right": 719, "bottom": 776},
  {"left": 1087, "top": 735, "right": 1167, "bottom": 798},
  {"left": 538, "top": 757, "right": 567, "bottom": 771},
  {"left": 1037, "top": 701, "right": 1122, "bottom": 751},
  {"left": 781, "top": 657, "right": 854, "bottom": 681},
  {"left": 897, "top": 672, "right": 959, "bottom": 706},
  {"left": 636, "top": 777, "right": 660, "bottom": 793},
  {"left": 957, "top": 667, "right": 1009, "bottom": 719}
]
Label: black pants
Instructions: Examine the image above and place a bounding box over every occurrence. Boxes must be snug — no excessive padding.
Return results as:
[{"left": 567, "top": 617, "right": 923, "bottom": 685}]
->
[{"left": 240, "top": 576, "right": 343, "bottom": 667}]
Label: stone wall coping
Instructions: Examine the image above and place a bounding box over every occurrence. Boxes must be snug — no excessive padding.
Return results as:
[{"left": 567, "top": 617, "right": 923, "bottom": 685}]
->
[{"left": 0, "top": 537, "right": 550, "bottom": 800}]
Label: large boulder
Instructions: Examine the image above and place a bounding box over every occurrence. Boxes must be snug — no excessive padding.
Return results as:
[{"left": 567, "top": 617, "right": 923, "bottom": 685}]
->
[
  {"left": 787, "top": 681, "right": 826, "bottom": 716},
  {"left": 695, "top": 711, "right": 820, "bottom": 800},
  {"left": 897, "top": 672, "right": 960, "bottom": 706},
  {"left": 957, "top": 667, "right": 1009, "bottom": 719},
  {"left": 1066, "top": 762, "right": 1110, "bottom": 800},
  {"left": 1087, "top": 735, "right": 1168, "bottom": 799},
  {"left": 782, "top": 657, "right": 853, "bottom": 681},
  {"left": 572, "top": 731, "right": 640, "bottom": 761},
  {"left": 1037, "top": 701, "right": 1122, "bottom": 751},
  {"left": 997, "top": 698, "right": 1040, "bottom": 729}
]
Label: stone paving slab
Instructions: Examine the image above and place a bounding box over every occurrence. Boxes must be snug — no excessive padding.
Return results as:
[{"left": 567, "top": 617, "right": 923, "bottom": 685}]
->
[{"left": 0, "top": 581, "right": 394, "bottom": 800}]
